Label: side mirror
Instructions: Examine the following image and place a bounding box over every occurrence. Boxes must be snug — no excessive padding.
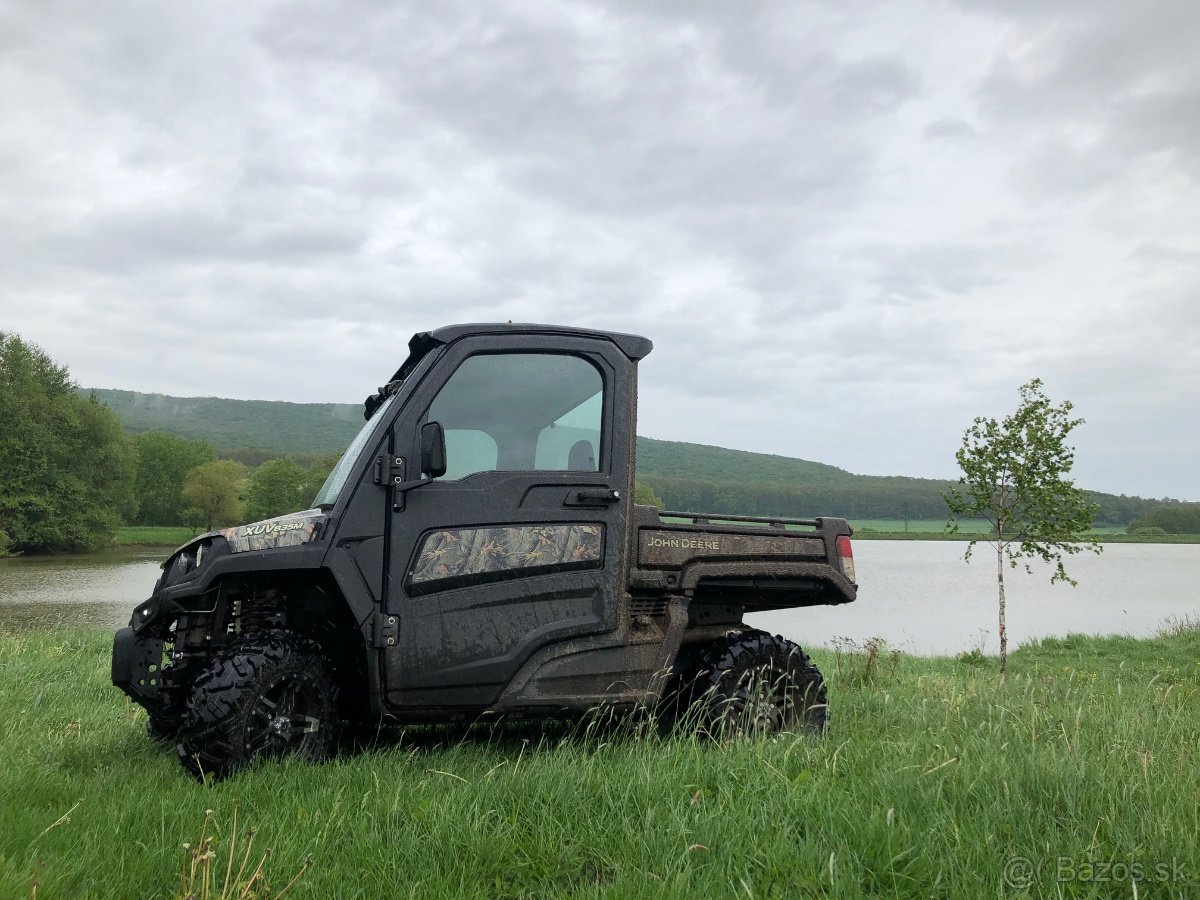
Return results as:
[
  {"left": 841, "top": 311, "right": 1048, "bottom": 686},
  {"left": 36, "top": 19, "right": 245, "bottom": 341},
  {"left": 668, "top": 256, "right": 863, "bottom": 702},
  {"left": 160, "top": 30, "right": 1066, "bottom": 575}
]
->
[{"left": 420, "top": 421, "right": 447, "bottom": 479}]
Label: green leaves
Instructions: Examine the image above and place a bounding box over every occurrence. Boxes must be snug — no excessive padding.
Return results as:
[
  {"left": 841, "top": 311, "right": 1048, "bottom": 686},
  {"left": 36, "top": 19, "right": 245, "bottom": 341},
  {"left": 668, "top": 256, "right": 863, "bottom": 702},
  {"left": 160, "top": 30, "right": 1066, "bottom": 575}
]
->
[
  {"left": 243, "top": 457, "right": 332, "bottom": 522},
  {"left": 182, "top": 460, "right": 247, "bottom": 532},
  {"left": 132, "top": 432, "right": 216, "bottom": 526},
  {"left": 633, "top": 482, "right": 664, "bottom": 508},
  {"left": 945, "top": 378, "right": 1100, "bottom": 577},
  {"left": 0, "top": 333, "right": 135, "bottom": 553}
]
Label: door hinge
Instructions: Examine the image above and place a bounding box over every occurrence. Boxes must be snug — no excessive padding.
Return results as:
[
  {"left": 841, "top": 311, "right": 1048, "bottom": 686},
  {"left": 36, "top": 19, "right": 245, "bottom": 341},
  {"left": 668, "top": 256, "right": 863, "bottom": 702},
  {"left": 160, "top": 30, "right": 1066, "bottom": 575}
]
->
[
  {"left": 372, "top": 612, "right": 399, "bottom": 648},
  {"left": 373, "top": 455, "right": 406, "bottom": 486}
]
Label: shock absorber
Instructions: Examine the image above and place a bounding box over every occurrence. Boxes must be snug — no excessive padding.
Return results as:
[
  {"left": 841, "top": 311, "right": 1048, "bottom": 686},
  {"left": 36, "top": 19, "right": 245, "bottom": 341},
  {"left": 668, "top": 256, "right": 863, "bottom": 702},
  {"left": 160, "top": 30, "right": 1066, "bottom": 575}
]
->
[{"left": 236, "top": 583, "right": 287, "bottom": 635}]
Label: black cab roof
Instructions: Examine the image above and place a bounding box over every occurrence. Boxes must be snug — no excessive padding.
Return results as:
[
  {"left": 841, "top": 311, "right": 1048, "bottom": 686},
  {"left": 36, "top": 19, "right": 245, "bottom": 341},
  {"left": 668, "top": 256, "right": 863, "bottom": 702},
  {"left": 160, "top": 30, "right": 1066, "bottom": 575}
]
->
[{"left": 390, "top": 322, "right": 653, "bottom": 385}]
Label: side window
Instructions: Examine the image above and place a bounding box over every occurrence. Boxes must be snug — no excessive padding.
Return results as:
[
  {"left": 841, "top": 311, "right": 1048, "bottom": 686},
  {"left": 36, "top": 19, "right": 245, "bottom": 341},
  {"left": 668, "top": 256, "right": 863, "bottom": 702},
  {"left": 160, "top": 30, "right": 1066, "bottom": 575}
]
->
[
  {"left": 442, "top": 430, "right": 497, "bottom": 481},
  {"left": 426, "top": 353, "right": 603, "bottom": 479},
  {"left": 534, "top": 392, "right": 601, "bottom": 470}
]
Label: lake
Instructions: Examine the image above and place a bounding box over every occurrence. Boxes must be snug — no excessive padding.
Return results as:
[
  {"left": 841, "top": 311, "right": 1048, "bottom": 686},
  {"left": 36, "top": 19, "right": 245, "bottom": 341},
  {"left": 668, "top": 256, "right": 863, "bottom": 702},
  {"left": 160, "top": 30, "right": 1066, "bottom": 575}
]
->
[{"left": 1, "top": 542, "right": 1197, "bottom": 655}]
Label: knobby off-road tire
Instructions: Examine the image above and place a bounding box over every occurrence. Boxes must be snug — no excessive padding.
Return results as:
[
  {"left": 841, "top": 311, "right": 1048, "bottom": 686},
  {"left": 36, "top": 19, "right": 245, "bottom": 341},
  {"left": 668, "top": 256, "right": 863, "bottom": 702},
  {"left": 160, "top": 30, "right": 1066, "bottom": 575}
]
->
[
  {"left": 687, "top": 630, "right": 827, "bottom": 738},
  {"left": 177, "top": 634, "right": 339, "bottom": 781},
  {"left": 146, "top": 713, "right": 182, "bottom": 743}
]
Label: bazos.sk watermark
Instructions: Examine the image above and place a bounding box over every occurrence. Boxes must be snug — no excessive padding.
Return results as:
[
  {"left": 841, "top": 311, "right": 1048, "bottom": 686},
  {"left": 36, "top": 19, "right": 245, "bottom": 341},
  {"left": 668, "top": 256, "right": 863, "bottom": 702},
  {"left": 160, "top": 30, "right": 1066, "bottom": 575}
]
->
[{"left": 1002, "top": 855, "right": 1191, "bottom": 890}]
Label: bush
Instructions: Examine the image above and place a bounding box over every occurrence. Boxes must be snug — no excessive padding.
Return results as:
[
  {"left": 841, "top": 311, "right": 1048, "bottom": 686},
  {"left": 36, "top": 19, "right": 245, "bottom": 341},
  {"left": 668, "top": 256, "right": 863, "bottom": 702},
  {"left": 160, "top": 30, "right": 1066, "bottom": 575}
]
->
[
  {"left": 1157, "top": 614, "right": 1200, "bottom": 637},
  {"left": 956, "top": 648, "right": 987, "bottom": 668},
  {"left": 830, "top": 636, "right": 901, "bottom": 688},
  {"left": 633, "top": 482, "right": 663, "bottom": 508}
]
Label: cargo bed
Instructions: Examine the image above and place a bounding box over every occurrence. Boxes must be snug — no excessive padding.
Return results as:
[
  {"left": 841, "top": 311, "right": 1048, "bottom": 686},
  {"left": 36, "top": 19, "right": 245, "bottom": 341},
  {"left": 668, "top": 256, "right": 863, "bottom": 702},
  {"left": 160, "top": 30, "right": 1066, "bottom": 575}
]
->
[{"left": 628, "top": 505, "right": 857, "bottom": 611}]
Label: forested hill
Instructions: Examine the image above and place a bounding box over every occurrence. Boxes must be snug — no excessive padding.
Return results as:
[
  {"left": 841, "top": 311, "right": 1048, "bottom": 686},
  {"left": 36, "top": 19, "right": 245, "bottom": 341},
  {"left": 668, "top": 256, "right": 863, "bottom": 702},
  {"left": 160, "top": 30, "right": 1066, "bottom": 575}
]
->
[
  {"left": 91, "top": 389, "right": 363, "bottom": 454},
  {"left": 88, "top": 388, "right": 1166, "bottom": 526},
  {"left": 91, "top": 389, "right": 854, "bottom": 479},
  {"left": 635, "top": 439, "right": 856, "bottom": 486}
]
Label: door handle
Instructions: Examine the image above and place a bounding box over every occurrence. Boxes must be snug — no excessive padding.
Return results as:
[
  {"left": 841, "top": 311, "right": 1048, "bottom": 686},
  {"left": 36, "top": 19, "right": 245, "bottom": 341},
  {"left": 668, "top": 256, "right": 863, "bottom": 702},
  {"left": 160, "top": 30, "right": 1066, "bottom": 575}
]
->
[{"left": 565, "top": 489, "right": 621, "bottom": 506}]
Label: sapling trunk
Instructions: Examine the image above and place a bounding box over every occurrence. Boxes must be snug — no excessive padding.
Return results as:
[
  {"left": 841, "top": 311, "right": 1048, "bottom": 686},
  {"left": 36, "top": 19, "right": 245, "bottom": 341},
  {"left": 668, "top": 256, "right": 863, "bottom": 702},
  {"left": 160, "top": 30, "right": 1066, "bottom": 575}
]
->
[{"left": 997, "top": 543, "right": 1007, "bottom": 681}]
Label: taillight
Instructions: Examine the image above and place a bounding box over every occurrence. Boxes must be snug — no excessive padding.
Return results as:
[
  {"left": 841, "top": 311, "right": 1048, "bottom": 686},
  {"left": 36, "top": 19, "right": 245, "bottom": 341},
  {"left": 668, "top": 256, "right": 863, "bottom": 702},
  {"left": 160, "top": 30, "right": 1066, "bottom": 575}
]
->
[{"left": 836, "top": 534, "right": 855, "bottom": 583}]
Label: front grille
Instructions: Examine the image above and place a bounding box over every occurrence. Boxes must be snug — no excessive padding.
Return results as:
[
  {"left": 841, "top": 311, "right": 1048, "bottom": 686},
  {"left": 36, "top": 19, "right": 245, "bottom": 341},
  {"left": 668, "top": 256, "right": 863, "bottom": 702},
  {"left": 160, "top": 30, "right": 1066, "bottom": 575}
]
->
[{"left": 630, "top": 597, "right": 669, "bottom": 619}]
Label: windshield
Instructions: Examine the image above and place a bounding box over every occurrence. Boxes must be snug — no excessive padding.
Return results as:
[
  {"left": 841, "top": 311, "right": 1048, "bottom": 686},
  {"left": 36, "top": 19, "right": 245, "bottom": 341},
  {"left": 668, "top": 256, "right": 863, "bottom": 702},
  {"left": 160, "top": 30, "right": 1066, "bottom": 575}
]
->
[{"left": 312, "top": 395, "right": 397, "bottom": 508}]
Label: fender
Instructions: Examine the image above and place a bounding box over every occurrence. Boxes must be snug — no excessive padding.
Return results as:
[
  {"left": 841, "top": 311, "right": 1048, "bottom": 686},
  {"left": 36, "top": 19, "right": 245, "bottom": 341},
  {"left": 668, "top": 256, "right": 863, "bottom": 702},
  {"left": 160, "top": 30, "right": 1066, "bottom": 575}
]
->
[{"left": 130, "top": 541, "right": 328, "bottom": 635}]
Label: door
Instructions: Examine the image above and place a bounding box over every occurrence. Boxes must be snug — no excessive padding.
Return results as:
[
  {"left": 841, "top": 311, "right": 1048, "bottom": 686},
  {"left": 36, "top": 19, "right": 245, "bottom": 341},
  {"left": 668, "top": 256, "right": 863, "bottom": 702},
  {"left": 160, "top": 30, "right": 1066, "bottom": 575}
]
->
[{"left": 382, "top": 334, "right": 633, "bottom": 708}]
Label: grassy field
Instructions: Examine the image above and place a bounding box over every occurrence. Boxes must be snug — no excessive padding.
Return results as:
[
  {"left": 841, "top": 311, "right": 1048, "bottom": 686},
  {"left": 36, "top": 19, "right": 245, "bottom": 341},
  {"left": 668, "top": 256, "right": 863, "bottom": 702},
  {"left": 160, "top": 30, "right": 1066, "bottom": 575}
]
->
[
  {"left": 114, "top": 526, "right": 199, "bottom": 547},
  {"left": 1, "top": 629, "right": 1197, "bottom": 898},
  {"left": 849, "top": 519, "right": 1200, "bottom": 543},
  {"left": 850, "top": 518, "right": 987, "bottom": 534}
]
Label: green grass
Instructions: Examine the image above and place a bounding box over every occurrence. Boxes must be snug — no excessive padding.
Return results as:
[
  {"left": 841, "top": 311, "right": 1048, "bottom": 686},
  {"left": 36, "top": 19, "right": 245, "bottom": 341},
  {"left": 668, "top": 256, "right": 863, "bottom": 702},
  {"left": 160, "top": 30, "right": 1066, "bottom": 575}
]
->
[
  {"left": 851, "top": 518, "right": 977, "bottom": 534},
  {"left": 850, "top": 520, "right": 1200, "bottom": 543},
  {"left": 1, "top": 630, "right": 1198, "bottom": 898},
  {"left": 114, "top": 526, "right": 199, "bottom": 547}
]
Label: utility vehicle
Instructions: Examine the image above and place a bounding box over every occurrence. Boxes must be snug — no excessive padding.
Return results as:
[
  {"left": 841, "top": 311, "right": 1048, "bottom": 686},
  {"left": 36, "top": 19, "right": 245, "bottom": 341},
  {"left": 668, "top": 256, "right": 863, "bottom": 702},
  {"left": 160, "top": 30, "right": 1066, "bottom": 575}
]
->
[{"left": 112, "top": 323, "right": 857, "bottom": 779}]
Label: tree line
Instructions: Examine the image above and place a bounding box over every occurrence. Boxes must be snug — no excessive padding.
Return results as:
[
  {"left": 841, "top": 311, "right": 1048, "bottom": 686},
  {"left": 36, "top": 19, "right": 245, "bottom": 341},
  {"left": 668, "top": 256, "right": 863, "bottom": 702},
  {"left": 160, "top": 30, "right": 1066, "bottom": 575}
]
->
[{"left": 1, "top": 334, "right": 333, "bottom": 554}]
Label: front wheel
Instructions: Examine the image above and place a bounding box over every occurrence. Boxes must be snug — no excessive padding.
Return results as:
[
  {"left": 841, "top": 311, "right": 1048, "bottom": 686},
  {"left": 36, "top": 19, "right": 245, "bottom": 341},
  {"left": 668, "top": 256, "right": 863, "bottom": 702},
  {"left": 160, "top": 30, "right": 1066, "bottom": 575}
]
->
[
  {"left": 146, "top": 714, "right": 182, "bottom": 743},
  {"left": 686, "top": 630, "right": 827, "bottom": 738},
  {"left": 177, "top": 634, "right": 339, "bottom": 781},
  {"left": 145, "top": 660, "right": 200, "bottom": 743}
]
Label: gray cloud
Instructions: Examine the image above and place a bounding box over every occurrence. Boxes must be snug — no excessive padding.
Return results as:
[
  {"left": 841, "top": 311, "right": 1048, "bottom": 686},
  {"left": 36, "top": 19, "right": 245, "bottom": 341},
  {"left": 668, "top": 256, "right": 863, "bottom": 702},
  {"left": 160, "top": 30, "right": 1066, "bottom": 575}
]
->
[
  {"left": 1, "top": 0, "right": 1199, "bottom": 499},
  {"left": 973, "top": 0, "right": 1200, "bottom": 190},
  {"left": 829, "top": 57, "right": 922, "bottom": 115},
  {"left": 923, "top": 117, "right": 977, "bottom": 141}
]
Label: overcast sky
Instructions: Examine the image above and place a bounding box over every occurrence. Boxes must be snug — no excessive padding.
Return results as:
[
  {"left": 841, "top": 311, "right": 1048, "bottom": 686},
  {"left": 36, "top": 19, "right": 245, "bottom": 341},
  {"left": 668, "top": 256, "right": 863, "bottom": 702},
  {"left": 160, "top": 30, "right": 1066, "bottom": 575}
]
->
[{"left": 2, "top": 0, "right": 1197, "bottom": 499}]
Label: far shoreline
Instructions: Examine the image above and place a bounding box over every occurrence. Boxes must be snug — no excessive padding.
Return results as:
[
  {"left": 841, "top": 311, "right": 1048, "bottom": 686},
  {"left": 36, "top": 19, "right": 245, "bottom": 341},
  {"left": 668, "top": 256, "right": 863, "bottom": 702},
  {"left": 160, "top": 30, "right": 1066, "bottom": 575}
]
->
[
  {"left": 109, "top": 525, "right": 1197, "bottom": 549},
  {"left": 5, "top": 524, "right": 1196, "bottom": 557},
  {"left": 852, "top": 531, "right": 1200, "bottom": 543}
]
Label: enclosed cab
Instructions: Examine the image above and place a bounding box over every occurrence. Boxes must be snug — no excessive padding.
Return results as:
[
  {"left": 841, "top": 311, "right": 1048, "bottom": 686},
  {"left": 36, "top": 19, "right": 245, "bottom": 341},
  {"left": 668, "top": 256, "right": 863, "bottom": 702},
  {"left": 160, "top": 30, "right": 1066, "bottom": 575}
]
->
[{"left": 112, "top": 323, "right": 856, "bottom": 779}]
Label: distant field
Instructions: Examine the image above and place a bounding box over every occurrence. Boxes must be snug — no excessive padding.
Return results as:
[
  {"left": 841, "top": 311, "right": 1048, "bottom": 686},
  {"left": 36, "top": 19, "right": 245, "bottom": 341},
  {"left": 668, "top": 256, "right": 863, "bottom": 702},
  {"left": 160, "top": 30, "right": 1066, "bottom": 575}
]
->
[
  {"left": 849, "top": 520, "right": 1128, "bottom": 535},
  {"left": 850, "top": 518, "right": 1127, "bottom": 534},
  {"left": 114, "top": 526, "right": 197, "bottom": 547},
  {"left": 849, "top": 520, "right": 1179, "bottom": 540},
  {"left": 851, "top": 518, "right": 982, "bottom": 534}
]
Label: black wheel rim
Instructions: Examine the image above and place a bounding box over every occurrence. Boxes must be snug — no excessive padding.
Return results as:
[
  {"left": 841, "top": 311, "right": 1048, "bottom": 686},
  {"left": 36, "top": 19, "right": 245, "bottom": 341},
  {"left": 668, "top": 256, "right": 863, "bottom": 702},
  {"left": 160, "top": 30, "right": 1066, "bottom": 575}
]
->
[
  {"left": 748, "top": 681, "right": 787, "bottom": 731},
  {"left": 734, "top": 668, "right": 789, "bottom": 732},
  {"left": 708, "top": 666, "right": 792, "bottom": 736},
  {"left": 245, "top": 674, "right": 322, "bottom": 758}
]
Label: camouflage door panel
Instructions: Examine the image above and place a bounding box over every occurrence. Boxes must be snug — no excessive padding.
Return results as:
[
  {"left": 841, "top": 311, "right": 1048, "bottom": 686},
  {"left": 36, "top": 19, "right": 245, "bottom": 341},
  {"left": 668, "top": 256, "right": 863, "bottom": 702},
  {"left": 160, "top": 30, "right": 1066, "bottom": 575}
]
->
[{"left": 408, "top": 524, "right": 604, "bottom": 593}]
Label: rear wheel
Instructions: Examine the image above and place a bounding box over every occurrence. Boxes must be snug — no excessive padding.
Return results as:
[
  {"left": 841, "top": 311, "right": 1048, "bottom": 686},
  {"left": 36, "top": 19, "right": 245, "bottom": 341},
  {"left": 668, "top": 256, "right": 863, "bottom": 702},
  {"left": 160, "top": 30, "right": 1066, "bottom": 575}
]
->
[
  {"left": 177, "top": 634, "right": 339, "bottom": 781},
  {"left": 685, "top": 630, "right": 827, "bottom": 737}
]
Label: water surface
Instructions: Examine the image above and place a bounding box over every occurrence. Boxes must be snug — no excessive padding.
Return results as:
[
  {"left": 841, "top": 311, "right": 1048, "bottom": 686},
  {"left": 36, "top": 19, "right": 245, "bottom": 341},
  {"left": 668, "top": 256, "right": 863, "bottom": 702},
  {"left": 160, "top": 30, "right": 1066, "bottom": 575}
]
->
[
  {"left": 750, "top": 541, "right": 1200, "bottom": 654},
  {"left": 0, "top": 548, "right": 163, "bottom": 631},
  {"left": 2, "top": 542, "right": 1197, "bottom": 654}
]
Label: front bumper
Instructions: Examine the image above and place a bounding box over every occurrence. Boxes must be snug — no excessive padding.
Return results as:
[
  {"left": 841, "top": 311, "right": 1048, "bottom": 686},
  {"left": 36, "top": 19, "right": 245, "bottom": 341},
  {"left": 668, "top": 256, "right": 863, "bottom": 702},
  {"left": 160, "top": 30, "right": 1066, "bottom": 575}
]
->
[{"left": 111, "top": 627, "right": 166, "bottom": 713}]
